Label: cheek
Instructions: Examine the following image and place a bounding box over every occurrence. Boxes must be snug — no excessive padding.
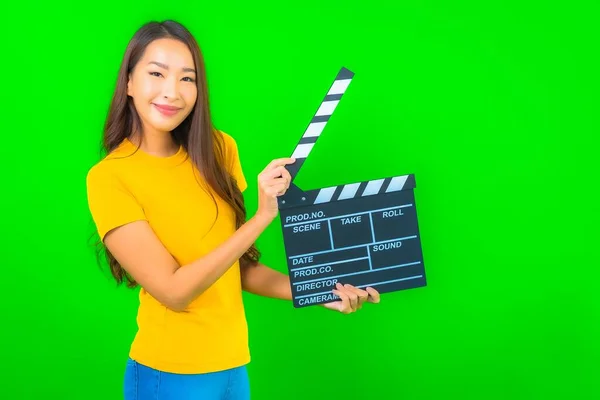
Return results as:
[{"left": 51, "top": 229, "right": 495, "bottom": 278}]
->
[
  {"left": 130, "top": 73, "right": 158, "bottom": 99},
  {"left": 138, "top": 78, "right": 160, "bottom": 101},
  {"left": 183, "top": 86, "right": 198, "bottom": 108}
]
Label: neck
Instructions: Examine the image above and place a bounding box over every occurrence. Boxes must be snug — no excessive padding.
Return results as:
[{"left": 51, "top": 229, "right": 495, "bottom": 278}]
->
[{"left": 130, "top": 128, "right": 179, "bottom": 157}]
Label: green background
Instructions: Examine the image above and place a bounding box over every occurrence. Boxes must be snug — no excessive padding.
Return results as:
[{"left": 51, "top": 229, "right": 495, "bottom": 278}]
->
[{"left": 1, "top": 1, "right": 598, "bottom": 399}]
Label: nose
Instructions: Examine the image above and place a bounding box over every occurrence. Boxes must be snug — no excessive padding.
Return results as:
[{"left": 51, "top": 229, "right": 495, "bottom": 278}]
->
[{"left": 161, "top": 75, "right": 180, "bottom": 100}]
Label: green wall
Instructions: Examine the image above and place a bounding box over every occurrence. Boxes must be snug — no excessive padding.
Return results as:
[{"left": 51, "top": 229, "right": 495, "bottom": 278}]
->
[{"left": 1, "top": 1, "right": 598, "bottom": 399}]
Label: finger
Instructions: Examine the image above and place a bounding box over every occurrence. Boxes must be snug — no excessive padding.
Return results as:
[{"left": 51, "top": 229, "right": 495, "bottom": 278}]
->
[
  {"left": 338, "top": 283, "right": 358, "bottom": 312},
  {"left": 265, "top": 157, "right": 296, "bottom": 171},
  {"left": 263, "top": 177, "right": 288, "bottom": 188},
  {"left": 322, "top": 300, "right": 342, "bottom": 312},
  {"left": 264, "top": 183, "right": 287, "bottom": 197},
  {"left": 344, "top": 285, "right": 359, "bottom": 311},
  {"left": 365, "top": 286, "right": 381, "bottom": 303},
  {"left": 331, "top": 288, "right": 351, "bottom": 314},
  {"left": 280, "top": 168, "right": 292, "bottom": 188},
  {"left": 259, "top": 165, "right": 288, "bottom": 181},
  {"left": 345, "top": 284, "right": 369, "bottom": 306},
  {"left": 259, "top": 166, "right": 293, "bottom": 191}
]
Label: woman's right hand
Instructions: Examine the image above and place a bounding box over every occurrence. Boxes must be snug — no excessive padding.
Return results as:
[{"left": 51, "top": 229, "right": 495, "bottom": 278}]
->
[{"left": 256, "top": 157, "right": 296, "bottom": 222}]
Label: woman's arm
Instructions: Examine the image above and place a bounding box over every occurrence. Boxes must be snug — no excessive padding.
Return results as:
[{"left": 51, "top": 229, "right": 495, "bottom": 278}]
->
[
  {"left": 105, "top": 212, "right": 272, "bottom": 312},
  {"left": 240, "top": 263, "right": 292, "bottom": 300},
  {"left": 101, "top": 157, "right": 295, "bottom": 312},
  {"left": 240, "top": 262, "right": 382, "bottom": 313}
]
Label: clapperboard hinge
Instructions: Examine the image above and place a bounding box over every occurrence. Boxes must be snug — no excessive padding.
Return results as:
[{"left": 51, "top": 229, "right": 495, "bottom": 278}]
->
[{"left": 278, "top": 67, "right": 417, "bottom": 209}]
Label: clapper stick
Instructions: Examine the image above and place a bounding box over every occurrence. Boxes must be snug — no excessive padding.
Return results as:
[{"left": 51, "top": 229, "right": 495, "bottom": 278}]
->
[
  {"left": 277, "top": 67, "right": 427, "bottom": 308},
  {"left": 285, "top": 67, "right": 355, "bottom": 182}
]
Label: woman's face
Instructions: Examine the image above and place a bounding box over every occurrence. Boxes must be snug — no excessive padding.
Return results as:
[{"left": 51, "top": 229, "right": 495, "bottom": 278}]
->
[{"left": 127, "top": 38, "right": 198, "bottom": 135}]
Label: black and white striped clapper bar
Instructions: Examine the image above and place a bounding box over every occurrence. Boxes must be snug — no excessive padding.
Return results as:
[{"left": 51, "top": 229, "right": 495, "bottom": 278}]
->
[{"left": 278, "top": 67, "right": 427, "bottom": 308}]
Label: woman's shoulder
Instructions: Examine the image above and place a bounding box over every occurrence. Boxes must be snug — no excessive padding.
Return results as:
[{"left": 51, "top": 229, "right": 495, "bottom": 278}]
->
[
  {"left": 85, "top": 157, "right": 120, "bottom": 191},
  {"left": 218, "top": 130, "right": 239, "bottom": 150},
  {"left": 215, "top": 130, "right": 247, "bottom": 191},
  {"left": 88, "top": 139, "right": 138, "bottom": 174},
  {"left": 217, "top": 130, "right": 243, "bottom": 159},
  {"left": 85, "top": 140, "right": 134, "bottom": 187}
]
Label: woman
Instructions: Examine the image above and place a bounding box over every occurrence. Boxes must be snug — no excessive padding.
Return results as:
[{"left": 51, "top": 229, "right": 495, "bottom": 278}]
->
[{"left": 86, "top": 19, "right": 380, "bottom": 399}]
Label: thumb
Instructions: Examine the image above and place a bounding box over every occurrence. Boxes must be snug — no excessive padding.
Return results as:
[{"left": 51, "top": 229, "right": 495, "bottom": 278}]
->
[{"left": 322, "top": 301, "right": 342, "bottom": 312}]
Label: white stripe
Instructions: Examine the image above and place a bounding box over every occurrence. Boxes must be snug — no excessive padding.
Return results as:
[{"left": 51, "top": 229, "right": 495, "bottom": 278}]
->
[
  {"left": 362, "top": 179, "right": 384, "bottom": 196},
  {"left": 303, "top": 122, "right": 327, "bottom": 137},
  {"left": 291, "top": 143, "right": 314, "bottom": 159},
  {"left": 338, "top": 183, "right": 361, "bottom": 200},
  {"left": 316, "top": 100, "right": 339, "bottom": 116},
  {"left": 385, "top": 175, "right": 409, "bottom": 192},
  {"left": 328, "top": 79, "right": 352, "bottom": 95},
  {"left": 314, "top": 187, "right": 337, "bottom": 204}
]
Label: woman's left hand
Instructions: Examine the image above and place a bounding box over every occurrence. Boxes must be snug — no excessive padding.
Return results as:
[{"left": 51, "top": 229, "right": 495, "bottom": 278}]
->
[{"left": 322, "top": 282, "right": 380, "bottom": 313}]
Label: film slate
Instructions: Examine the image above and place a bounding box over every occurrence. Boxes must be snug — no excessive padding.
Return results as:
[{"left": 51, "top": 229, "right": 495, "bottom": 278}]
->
[{"left": 278, "top": 67, "right": 427, "bottom": 308}]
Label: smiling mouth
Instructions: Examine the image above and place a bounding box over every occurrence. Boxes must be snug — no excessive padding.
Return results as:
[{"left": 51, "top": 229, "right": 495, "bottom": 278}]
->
[{"left": 153, "top": 103, "right": 182, "bottom": 116}]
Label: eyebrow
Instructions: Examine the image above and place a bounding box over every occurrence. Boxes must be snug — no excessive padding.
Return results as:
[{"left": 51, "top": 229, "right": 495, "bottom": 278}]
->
[{"left": 148, "top": 61, "right": 196, "bottom": 74}]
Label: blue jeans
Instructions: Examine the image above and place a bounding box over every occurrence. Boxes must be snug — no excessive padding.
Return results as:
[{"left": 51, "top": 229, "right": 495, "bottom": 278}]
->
[{"left": 123, "top": 358, "right": 250, "bottom": 400}]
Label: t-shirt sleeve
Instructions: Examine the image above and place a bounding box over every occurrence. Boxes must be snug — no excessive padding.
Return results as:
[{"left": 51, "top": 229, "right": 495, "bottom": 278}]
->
[
  {"left": 86, "top": 164, "right": 147, "bottom": 241},
  {"left": 224, "top": 132, "right": 248, "bottom": 193}
]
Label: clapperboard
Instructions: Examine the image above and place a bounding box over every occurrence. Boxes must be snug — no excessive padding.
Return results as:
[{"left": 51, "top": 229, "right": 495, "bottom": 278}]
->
[{"left": 278, "top": 67, "right": 427, "bottom": 308}]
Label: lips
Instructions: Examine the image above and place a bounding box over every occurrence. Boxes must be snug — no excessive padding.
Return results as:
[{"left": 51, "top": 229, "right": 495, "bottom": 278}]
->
[{"left": 153, "top": 103, "right": 182, "bottom": 116}]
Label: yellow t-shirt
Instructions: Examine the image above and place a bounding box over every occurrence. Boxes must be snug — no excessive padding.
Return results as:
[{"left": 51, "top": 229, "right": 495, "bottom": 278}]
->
[{"left": 86, "top": 131, "right": 250, "bottom": 374}]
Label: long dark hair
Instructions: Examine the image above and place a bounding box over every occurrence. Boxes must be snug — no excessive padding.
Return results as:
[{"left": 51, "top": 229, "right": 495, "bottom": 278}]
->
[{"left": 95, "top": 20, "right": 260, "bottom": 288}]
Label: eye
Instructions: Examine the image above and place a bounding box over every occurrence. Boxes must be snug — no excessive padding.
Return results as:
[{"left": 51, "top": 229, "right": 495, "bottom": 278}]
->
[
  {"left": 149, "top": 71, "right": 163, "bottom": 77},
  {"left": 182, "top": 77, "right": 195, "bottom": 82}
]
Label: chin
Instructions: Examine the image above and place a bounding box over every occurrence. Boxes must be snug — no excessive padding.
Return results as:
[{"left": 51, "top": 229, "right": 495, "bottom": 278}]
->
[{"left": 150, "top": 119, "right": 185, "bottom": 133}]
